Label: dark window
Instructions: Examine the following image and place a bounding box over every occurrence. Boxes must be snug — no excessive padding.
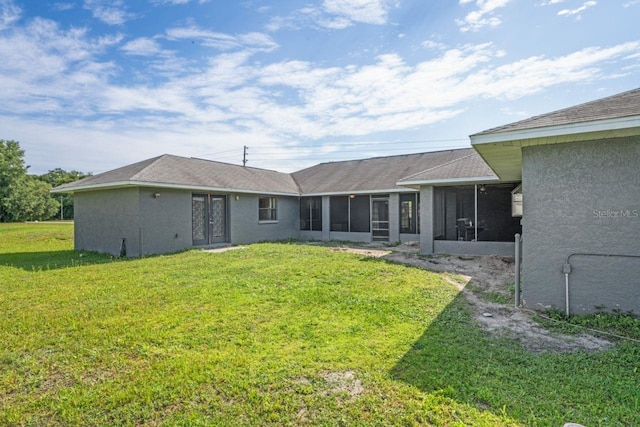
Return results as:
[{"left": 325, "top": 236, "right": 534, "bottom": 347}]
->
[
  {"left": 259, "top": 196, "right": 277, "bottom": 221},
  {"left": 400, "top": 193, "right": 418, "bottom": 234},
  {"left": 300, "top": 197, "right": 322, "bottom": 231},
  {"left": 330, "top": 196, "right": 349, "bottom": 231},
  {"left": 349, "top": 195, "right": 370, "bottom": 232}
]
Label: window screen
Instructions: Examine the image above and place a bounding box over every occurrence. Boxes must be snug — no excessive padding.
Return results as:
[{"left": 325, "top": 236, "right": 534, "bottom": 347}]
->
[
  {"left": 349, "top": 195, "right": 370, "bottom": 232},
  {"left": 300, "top": 197, "right": 322, "bottom": 231},
  {"left": 400, "top": 193, "right": 417, "bottom": 234},
  {"left": 330, "top": 196, "right": 349, "bottom": 231}
]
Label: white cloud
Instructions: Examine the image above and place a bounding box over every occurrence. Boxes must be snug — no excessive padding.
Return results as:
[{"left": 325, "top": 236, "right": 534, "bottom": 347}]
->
[
  {"left": 421, "top": 40, "right": 447, "bottom": 50},
  {"left": 83, "top": 0, "right": 132, "bottom": 25},
  {"left": 52, "top": 2, "right": 75, "bottom": 11},
  {"left": 30, "top": 40, "right": 640, "bottom": 140},
  {"left": 121, "top": 37, "right": 164, "bottom": 56},
  {"left": 558, "top": 1, "right": 597, "bottom": 19},
  {"left": 151, "top": 0, "right": 211, "bottom": 4},
  {"left": 267, "top": 0, "right": 396, "bottom": 31},
  {"left": 166, "top": 25, "right": 278, "bottom": 51},
  {"left": 322, "top": 0, "right": 392, "bottom": 25},
  {"left": 0, "top": 0, "right": 21, "bottom": 30},
  {"left": 153, "top": 0, "right": 191, "bottom": 4},
  {"left": 1, "top": 8, "right": 639, "bottom": 172},
  {"left": 623, "top": 0, "right": 639, "bottom": 6},
  {"left": 0, "top": 17, "right": 120, "bottom": 116},
  {"left": 457, "top": 0, "right": 512, "bottom": 32}
]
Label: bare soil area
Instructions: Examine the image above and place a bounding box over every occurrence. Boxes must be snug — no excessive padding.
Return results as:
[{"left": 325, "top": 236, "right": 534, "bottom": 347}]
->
[{"left": 335, "top": 242, "right": 613, "bottom": 353}]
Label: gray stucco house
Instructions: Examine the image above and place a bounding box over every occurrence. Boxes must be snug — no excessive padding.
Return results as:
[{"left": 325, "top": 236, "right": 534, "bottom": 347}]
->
[
  {"left": 471, "top": 88, "right": 640, "bottom": 315},
  {"left": 54, "top": 87, "right": 640, "bottom": 314},
  {"left": 54, "top": 147, "right": 520, "bottom": 258}
]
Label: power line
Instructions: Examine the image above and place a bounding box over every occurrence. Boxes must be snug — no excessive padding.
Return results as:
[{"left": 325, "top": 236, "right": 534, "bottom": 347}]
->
[
  {"left": 195, "top": 148, "right": 240, "bottom": 157},
  {"left": 269, "top": 138, "right": 467, "bottom": 148},
  {"left": 251, "top": 145, "right": 469, "bottom": 156},
  {"left": 196, "top": 141, "right": 471, "bottom": 166},
  {"left": 195, "top": 138, "right": 470, "bottom": 158}
]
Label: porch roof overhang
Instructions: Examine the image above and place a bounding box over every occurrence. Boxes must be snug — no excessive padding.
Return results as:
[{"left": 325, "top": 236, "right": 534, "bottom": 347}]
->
[
  {"left": 396, "top": 175, "right": 500, "bottom": 189},
  {"left": 470, "top": 116, "right": 640, "bottom": 182},
  {"left": 50, "top": 180, "right": 301, "bottom": 197},
  {"left": 300, "top": 188, "right": 420, "bottom": 197}
]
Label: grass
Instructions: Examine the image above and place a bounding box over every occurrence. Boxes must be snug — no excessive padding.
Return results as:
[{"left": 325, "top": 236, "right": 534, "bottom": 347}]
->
[{"left": 1, "top": 223, "right": 639, "bottom": 426}]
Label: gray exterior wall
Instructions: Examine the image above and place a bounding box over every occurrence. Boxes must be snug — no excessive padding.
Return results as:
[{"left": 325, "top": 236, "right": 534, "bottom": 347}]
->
[
  {"left": 138, "top": 188, "right": 193, "bottom": 256},
  {"left": 229, "top": 194, "right": 300, "bottom": 244},
  {"left": 328, "top": 231, "right": 371, "bottom": 242},
  {"left": 74, "top": 188, "right": 142, "bottom": 257},
  {"left": 434, "top": 241, "right": 515, "bottom": 256},
  {"left": 388, "top": 193, "right": 401, "bottom": 243},
  {"left": 522, "top": 137, "right": 640, "bottom": 314},
  {"left": 74, "top": 183, "right": 519, "bottom": 259},
  {"left": 75, "top": 189, "right": 301, "bottom": 256},
  {"left": 420, "top": 186, "right": 435, "bottom": 254},
  {"left": 400, "top": 233, "right": 420, "bottom": 244}
]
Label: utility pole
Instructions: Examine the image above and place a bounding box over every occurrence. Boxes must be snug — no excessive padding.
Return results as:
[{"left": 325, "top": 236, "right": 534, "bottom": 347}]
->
[
  {"left": 243, "top": 145, "right": 248, "bottom": 166},
  {"left": 60, "top": 195, "right": 64, "bottom": 220}
]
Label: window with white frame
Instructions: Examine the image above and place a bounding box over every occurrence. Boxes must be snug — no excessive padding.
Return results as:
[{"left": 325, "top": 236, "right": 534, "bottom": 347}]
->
[{"left": 259, "top": 196, "right": 277, "bottom": 221}]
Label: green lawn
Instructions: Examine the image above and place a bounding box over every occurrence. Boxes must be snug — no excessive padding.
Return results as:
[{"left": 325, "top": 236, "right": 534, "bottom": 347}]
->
[{"left": 1, "top": 223, "right": 638, "bottom": 426}]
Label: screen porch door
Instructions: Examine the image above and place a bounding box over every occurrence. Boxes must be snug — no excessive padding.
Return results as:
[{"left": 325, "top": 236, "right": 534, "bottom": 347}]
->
[{"left": 371, "top": 197, "right": 389, "bottom": 241}]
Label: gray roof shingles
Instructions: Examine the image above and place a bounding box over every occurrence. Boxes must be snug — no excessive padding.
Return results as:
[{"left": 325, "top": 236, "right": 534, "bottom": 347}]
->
[
  {"left": 473, "top": 87, "right": 640, "bottom": 136},
  {"left": 291, "top": 148, "right": 481, "bottom": 194},
  {"left": 55, "top": 149, "right": 494, "bottom": 195},
  {"left": 398, "top": 152, "right": 497, "bottom": 183},
  {"left": 56, "top": 154, "right": 301, "bottom": 195}
]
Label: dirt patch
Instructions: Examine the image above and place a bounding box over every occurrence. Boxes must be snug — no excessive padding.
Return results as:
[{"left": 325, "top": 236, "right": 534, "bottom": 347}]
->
[
  {"left": 339, "top": 243, "right": 613, "bottom": 353},
  {"left": 318, "top": 370, "right": 363, "bottom": 398},
  {"left": 202, "top": 245, "right": 246, "bottom": 254},
  {"left": 330, "top": 247, "right": 390, "bottom": 258}
]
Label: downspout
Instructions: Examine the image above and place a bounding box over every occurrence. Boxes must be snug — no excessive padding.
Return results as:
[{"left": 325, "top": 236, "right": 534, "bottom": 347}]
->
[{"left": 562, "top": 263, "right": 571, "bottom": 316}]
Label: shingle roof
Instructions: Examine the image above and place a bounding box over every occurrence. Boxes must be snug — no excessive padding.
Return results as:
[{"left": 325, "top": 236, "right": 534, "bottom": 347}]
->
[
  {"left": 55, "top": 148, "right": 496, "bottom": 195},
  {"left": 55, "top": 154, "right": 300, "bottom": 195},
  {"left": 397, "top": 152, "right": 497, "bottom": 184},
  {"left": 291, "top": 148, "right": 482, "bottom": 194},
  {"left": 473, "top": 87, "right": 640, "bottom": 136}
]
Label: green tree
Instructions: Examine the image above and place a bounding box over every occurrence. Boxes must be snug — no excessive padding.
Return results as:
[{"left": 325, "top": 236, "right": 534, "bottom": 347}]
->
[
  {"left": 2, "top": 176, "right": 59, "bottom": 222},
  {"left": 0, "top": 139, "right": 59, "bottom": 222},
  {"left": 39, "top": 168, "right": 91, "bottom": 219}
]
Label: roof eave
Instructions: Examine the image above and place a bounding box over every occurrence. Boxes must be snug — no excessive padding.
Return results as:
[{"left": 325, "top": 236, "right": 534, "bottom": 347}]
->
[
  {"left": 396, "top": 176, "right": 500, "bottom": 187},
  {"left": 470, "top": 116, "right": 640, "bottom": 181},
  {"left": 51, "top": 180, "right": 301, "bottom": 197},
  {"left": 471, "top": 115, "right": 640, "bottom": 144},
  {"left": 300, "top": 188, "right": 419, "bottom": 197}
]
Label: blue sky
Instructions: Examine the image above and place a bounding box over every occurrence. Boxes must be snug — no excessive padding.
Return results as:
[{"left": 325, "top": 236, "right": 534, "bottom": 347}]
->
[{"left": 1, "top": 0, "right": 638, "bottom": 174}]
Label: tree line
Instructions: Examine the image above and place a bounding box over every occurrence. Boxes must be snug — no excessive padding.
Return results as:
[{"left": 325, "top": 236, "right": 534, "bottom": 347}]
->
[{"left": 0, "top": 139, "right": 90, "bottom": 222}]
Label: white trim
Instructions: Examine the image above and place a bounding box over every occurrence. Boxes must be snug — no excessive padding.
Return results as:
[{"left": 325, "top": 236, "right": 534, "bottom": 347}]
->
[
  {"left": 470, "top": 116, "right": 640, "bottom": 146},
  {"left": 51, "top": 180, "right": 300, "bottom": 197},
  {"left": 396, "top": 175, "right": 500, "bottom": 186},
  {"left": 300, "top": 188, "right": 417, "bottom": 197}
]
